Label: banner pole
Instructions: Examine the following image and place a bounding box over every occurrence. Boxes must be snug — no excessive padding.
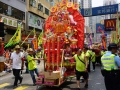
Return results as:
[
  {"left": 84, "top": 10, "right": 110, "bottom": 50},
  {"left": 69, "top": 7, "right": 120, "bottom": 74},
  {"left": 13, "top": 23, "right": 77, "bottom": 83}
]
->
[{"left": 21, "top": 30, "right": 33, "bottom": 45}]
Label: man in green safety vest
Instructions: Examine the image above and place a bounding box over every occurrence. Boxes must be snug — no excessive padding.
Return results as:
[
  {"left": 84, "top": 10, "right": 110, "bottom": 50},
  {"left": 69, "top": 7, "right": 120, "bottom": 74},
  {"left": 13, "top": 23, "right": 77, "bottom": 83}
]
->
[
  {"left": 67, "top": 48, "right": 88, "bottom": 90},
  {"left": 101, "top": 43, "right": 120, "bottom": 90}
]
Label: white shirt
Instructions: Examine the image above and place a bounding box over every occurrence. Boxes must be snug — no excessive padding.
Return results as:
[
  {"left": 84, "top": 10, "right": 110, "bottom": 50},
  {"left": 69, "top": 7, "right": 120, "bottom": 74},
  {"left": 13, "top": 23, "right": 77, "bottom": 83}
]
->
[{"left": 10, "top": 52, "right": 24, "bottom": 69}]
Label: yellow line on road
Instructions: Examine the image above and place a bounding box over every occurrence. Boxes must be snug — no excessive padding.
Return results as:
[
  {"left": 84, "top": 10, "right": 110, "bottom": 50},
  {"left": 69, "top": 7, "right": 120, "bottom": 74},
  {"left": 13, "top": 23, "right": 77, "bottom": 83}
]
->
[
  {"left": 14, "top": 86, "right": 28, "bottom": 90},
  {"left": 0, "top": 83, "right": 10, "bottom": 88}
]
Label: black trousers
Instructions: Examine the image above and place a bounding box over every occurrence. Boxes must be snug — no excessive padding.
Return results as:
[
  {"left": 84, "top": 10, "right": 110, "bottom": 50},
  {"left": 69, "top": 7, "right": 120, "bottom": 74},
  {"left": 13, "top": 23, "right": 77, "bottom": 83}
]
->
[
  {"left": 13, "top": 69, "right": 23, "bottom": 86},
  {"left": 87, "top": 59, "right": 91, "bottom": 72},
  {"left": 104, "top": 71, "right": 120, "bottom": 90},
  {"left": 25, "top": 62, "right": 29, "bottom": 73},
  {"left": 96, "top": 56, "right": 101, "bottom": 65},
  {"left": 92, "top": 62, "right": 95, "bottom": 70}
]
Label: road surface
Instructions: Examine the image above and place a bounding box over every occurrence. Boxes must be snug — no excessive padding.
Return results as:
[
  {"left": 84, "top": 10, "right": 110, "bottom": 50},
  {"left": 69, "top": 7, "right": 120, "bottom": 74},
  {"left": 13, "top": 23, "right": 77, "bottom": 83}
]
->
[{"left": 0, "top": 63, "right": 106, "bottom": 90}]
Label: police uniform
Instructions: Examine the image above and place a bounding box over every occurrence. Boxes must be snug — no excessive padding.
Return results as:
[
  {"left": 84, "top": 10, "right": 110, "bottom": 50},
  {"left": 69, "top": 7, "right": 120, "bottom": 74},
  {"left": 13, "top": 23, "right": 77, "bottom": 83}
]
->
[{"left": 101, "top": 43, "right": 120, "bottom": 90}]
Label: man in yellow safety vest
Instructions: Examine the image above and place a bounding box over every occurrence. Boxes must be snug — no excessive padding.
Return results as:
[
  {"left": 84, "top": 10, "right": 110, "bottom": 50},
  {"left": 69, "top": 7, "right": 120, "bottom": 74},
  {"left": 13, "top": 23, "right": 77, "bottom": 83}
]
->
[{"left": 101, "top": 43, "right": 120, "bottom": 90}]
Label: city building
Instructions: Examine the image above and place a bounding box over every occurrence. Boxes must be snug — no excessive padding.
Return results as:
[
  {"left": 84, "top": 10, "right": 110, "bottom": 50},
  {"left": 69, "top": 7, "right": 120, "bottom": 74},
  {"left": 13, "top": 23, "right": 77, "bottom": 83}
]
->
[
  {"left": 0, "top": 0, "right": 60, "bottom": 42},
  {"left": 26, "top": 0, "right": 60, "bottom": 32},
  {"left": 103, "top": 0, "right": 117, "bottom": 19},
  {"left": 22, "top": 0, "right": 60, "bottom": 43},
  {"left": 80, "top": 0, "right": 92, "bottom": 29},
  {"left": 0, "top": 0, "right": 26, "bottom": 42}
]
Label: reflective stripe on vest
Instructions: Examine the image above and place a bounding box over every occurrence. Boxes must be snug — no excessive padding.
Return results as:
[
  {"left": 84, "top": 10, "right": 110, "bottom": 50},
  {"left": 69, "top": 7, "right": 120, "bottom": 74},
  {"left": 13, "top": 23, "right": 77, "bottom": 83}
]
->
[{"left": 101, "top": 54, "right": 118, "bottom": 71}]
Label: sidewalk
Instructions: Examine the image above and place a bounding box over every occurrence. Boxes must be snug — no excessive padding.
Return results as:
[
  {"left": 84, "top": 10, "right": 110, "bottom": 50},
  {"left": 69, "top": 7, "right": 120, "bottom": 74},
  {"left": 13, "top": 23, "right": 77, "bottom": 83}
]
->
[{"left": 0, "top": 71, "right": 8, "bottom": 77}]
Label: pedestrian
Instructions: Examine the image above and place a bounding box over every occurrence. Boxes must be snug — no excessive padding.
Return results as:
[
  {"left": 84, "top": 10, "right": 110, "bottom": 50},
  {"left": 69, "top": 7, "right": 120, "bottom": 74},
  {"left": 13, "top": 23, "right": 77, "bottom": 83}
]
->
[
  {"left": 67, "top": 48, "right": 88, "bottom": 90},
  {"left": 94, "top": 44, "right": 101, "bottom": 65},
  {"left": 101, "top": 43, "right": 120, "bottom": 90},
  {"left": 82, "top": 45, "right": 92, "bottom": 72},
  {"left": 36, "top": 46, "right": 42, "bottom": 65},
  {"left": 10, "top": 45, "right": 24, "bottom": 88},
  {"left": 24, "top": 49, "right": 29, "bottom": 73},
  {"left": 91, "top": 49, "right": 96, "bottom": 71},
  {"left": 27, "top": 48, "right": 41, "bottom": 86}
]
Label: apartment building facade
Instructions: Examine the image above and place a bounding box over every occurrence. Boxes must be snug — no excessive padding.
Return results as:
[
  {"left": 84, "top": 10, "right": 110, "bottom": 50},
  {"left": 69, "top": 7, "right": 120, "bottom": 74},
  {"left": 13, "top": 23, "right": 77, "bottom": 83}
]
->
[{"left": 0, "top": 0, "right": 26, "bottom": 42}]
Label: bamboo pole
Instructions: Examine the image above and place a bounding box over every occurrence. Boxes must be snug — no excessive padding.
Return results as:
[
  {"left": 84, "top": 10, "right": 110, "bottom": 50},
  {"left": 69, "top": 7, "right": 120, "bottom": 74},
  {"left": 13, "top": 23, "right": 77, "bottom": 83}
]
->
[{"left": 21, "top": 30, "right": 33, "bottom": 45}]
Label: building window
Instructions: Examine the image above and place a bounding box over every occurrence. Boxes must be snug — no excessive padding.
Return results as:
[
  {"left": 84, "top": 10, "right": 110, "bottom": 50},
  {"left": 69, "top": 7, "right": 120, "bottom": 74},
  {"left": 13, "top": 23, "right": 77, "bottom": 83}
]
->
[
  {"left": 0, "top": 1, "right": 25, "bottom": 20},
  {"left": 46, "top": 0, "right": 49, "bottom": 2},
  {"left": 3, "top": 3, "right": 8, "bottom": 15},
  {"left": 50, "top": 2, "right": 54, "bottom": 6},
  {"left": 21, "top": 0, "right": 25, "bottom": 2},
  {"left": 38, "top": 3, "right": 43, "bottom": 12},
  {"left": 45, "top": 8, "right": 49, "bottom": 15},
  {"left": 30, "top": 0, "right": 36, "bottom": 8},
  {"left": 12, "top": 8, "right": 25, "bottom": 20}
]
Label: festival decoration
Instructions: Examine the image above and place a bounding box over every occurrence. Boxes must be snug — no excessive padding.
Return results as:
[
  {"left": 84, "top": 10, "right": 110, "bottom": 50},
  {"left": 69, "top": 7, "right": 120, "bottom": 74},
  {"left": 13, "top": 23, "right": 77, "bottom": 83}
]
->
[
  {"left": 52, "top": 37, "right": 55, "bottom": 69},
  {"left": 42, "top": 0, "right": 84, "bottom": 74},
  {"left": 67, "top": 2, "right": 73, "bottom": 8},
  {"left": 57, "top": 36, "right": 60, "bottom": 67},
  {"left": 61, "top": 0, "right": 68, "bottom": 6},
  {"left": 101, "top": 31, "right": 107, "bottom": 49},
  {"left": 73, "top": 3, "right": 79, "bottom": 10},
  {"left": 31, "top": 29, "right": 38, "bottom": 51},
  {"left": 36, "top": 0, "right": 85, "bottom": 87},
  {"left": 47, "top": 38, "right": 50, "bottom": 63},
  {"left": 50, "top": 6, "right": 57, "bottom": 13}
]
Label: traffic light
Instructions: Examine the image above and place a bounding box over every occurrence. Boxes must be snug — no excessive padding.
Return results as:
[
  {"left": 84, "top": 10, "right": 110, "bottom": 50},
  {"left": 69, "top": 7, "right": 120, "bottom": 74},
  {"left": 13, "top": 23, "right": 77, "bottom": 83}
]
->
[{"left": 0, "top": 22, "right": 5, "bottom": 37}]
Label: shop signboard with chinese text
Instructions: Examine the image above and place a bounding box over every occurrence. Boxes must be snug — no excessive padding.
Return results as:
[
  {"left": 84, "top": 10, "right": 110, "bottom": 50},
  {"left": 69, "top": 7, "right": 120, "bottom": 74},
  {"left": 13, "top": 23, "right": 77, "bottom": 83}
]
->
[
  {"left": 81, "top": 4, "right": 119, "bottom": 17},
  {"left": 28, "top": 12, "right": 44, "bottom": 30},
  {"left": 104, "top": 19, "right": 116, "bottom": 31}
]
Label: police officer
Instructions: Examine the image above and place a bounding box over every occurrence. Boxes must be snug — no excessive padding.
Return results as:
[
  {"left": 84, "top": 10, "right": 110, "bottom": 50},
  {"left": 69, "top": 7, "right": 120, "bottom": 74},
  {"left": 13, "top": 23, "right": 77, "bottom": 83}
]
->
[{"left": 101, "top": 43, "right": 120, "bottom": 90}]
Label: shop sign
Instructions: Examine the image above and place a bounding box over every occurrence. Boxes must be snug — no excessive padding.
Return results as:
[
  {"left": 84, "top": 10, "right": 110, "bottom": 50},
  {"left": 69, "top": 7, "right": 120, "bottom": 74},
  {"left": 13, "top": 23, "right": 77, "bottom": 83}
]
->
[
  {"left": 104, "top": 19, "right": 116, "bottom": 31},
  {"left": 28, "top": 12, "right": 44, "bottom": 30},
  {"left": 2, "top": 17, "right": 17, "bottom": 27}
]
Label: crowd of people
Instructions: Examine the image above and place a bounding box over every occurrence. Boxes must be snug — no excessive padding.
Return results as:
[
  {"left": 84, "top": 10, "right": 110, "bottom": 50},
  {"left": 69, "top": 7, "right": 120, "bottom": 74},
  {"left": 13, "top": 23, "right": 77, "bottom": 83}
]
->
[
  {"left": 1, "top": 42, "right": 120, "bottom": 90},
  {"left": 64, "top": 42, "right": 120, "bottom": 90},
  {"left": 2, "top": 45, "right": 44, "bottom": 88}
]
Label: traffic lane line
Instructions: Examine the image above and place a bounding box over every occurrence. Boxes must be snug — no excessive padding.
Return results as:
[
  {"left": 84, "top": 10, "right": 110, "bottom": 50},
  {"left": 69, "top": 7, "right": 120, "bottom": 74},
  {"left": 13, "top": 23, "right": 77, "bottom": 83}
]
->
[
  {"left": 0, "top": 83, "right": 10, "bottom": 88},
  {"left": 14, "top": 86, "right": 28, "bottom": 90}
]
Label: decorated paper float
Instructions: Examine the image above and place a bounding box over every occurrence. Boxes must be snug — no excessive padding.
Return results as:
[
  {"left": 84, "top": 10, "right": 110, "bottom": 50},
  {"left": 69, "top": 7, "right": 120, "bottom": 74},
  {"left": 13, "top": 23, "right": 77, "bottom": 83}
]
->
[{"left": 36, "top": 0, "right": 85, "bottom": 87}]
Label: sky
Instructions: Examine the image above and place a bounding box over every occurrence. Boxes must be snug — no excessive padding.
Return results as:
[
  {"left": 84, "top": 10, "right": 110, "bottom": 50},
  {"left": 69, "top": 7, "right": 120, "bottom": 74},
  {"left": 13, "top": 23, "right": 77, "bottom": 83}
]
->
[
  {"left": 92, "top": 0, "right": 103, "bottom": 7},
  {"left": 92, "top": 0, "right": 120, "bottom": 7}
]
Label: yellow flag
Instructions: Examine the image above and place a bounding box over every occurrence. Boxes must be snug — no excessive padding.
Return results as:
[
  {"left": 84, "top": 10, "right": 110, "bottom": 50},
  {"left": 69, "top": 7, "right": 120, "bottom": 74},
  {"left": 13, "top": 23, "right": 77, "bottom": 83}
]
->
[
  {"left": 38, "top": 31, "right": 43, "bottom": 46},
  {"left": 13, "top": 26, "right": 21, "bottom": 44},
  {"left": 5, "top": 26, "right": 21, "bottom": 48}
]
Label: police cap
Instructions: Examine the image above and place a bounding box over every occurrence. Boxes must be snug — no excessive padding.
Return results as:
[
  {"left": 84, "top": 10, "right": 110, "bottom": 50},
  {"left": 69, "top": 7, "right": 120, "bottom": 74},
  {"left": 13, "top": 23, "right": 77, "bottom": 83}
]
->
[{"left": 108, "top": 43, "right": 117, "bottom": 48}]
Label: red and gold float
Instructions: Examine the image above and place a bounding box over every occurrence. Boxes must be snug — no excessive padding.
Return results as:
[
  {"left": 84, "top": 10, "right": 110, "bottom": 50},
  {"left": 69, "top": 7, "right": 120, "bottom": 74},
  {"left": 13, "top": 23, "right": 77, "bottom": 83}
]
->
[{"left": 36, "top": 0, "right": 85, "bottom": 86}]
